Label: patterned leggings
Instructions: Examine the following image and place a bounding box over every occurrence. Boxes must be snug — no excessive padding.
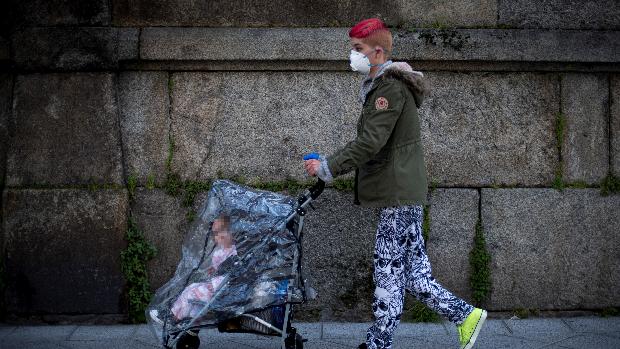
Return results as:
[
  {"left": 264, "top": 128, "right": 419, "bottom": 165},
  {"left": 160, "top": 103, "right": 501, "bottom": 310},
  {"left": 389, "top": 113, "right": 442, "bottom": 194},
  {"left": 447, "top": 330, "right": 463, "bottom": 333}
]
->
[{"left": 366, "top": 205, "right": 474, "bottom": 349}]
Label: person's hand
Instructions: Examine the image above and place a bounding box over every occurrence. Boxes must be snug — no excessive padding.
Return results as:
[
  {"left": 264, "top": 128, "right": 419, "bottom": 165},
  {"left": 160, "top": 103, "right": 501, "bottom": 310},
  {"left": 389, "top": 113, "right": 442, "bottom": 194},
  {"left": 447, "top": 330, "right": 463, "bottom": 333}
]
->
[{"left": 304, "top": 160, "right": 320, "bottom": 176}]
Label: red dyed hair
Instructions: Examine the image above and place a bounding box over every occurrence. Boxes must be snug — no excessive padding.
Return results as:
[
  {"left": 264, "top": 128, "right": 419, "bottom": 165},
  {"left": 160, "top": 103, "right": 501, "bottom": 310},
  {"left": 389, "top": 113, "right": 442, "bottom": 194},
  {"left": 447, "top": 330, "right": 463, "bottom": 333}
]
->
[{"left": 349, "top": 18, "right": 393, "bottom": 54}]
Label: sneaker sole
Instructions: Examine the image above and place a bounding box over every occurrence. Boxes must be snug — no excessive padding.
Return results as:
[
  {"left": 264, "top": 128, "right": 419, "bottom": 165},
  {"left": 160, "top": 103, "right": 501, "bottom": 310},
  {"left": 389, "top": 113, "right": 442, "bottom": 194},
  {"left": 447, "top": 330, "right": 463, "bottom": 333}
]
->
[{"left": 463, "top": 310, "right": 487, "bottom": 349}]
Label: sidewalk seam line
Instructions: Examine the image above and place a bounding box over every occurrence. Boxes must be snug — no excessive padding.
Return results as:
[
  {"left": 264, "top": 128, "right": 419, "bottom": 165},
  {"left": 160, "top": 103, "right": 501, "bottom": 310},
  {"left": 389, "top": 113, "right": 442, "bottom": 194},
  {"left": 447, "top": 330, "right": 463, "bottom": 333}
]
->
[
  {"left": 501, "top": 320, "right": 513, "bottom": 334},
  {"left": 65, "top": 325, "right": 79, "bottom": 341}
]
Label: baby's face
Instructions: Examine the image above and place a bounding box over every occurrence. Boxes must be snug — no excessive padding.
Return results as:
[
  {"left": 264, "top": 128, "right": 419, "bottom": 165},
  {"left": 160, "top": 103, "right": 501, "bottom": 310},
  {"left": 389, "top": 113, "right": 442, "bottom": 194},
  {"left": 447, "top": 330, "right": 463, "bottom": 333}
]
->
[{"left": 213, "top": 219, "right": 233, "bottom": 248}]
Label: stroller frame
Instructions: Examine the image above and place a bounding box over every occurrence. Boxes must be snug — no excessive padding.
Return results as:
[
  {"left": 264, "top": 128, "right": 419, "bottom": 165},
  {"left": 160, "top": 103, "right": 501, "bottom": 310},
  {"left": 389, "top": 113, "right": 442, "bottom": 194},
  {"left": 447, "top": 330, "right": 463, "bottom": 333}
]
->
[{"left": 160, "top": 180, "right": 325, "bottom": 349}]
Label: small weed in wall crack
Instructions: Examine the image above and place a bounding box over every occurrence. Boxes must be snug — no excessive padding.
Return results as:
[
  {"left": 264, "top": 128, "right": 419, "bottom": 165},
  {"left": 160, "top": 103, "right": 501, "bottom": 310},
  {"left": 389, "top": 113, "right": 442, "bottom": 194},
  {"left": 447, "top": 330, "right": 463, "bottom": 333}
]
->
[
  {"left": 120, "top": 217, "right": 157, "bottom": 323},
  {"left": 470, "top": 219, "right": 491, "bottom": 306}
]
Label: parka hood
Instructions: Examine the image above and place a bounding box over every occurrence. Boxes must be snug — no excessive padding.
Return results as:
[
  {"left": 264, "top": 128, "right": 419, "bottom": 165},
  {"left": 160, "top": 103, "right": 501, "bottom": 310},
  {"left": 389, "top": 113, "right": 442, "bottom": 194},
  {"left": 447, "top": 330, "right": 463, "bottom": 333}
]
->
[{"left": 380, "top": 62, "right": 429, "bottom": 108}]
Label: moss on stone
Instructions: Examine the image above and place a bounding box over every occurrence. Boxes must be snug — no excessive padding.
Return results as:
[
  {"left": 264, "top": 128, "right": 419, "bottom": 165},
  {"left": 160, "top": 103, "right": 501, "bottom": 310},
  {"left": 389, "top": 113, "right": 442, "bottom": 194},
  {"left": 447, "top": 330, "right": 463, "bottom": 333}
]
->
[
  {"left": 332, "top": 178, "right": 354, "bottom": 192},
  {"left": 470, "top": 219, "right": 491, "bottom": 306},
  {"left": 600, "top": 174, "right": 620, "bottom": 196},
  {"left": 513, "top": 308, "right": 539, "bottom": 319}
]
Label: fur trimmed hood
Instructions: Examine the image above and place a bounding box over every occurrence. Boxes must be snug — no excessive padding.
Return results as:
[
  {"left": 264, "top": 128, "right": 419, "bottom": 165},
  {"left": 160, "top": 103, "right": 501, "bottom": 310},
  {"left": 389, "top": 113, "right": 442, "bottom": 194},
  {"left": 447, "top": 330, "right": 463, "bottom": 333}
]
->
[{"left": 380, "top": 62, "right": 429, "bottom": 108}]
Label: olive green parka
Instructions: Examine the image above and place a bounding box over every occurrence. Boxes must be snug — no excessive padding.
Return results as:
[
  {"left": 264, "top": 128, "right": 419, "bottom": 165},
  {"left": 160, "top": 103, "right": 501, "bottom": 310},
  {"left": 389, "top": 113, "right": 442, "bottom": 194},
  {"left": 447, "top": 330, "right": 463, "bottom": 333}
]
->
[{"left": 327, "top": 64, "right": 429, "bottom": 207}]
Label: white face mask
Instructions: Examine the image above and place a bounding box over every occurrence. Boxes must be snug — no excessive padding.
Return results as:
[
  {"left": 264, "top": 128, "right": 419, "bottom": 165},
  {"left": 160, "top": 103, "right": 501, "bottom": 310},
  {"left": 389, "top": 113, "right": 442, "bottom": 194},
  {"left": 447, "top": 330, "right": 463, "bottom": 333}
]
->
[{"left": 349, "top": 49, "right": 373, "bottom": 74}]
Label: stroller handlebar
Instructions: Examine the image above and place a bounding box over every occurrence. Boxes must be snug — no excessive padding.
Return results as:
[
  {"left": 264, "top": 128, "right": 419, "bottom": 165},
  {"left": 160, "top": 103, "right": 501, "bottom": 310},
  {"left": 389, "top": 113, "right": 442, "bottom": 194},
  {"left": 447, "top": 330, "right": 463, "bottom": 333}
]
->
[{"left": 309, "top": 179, "right": 325, "bottom": 200}]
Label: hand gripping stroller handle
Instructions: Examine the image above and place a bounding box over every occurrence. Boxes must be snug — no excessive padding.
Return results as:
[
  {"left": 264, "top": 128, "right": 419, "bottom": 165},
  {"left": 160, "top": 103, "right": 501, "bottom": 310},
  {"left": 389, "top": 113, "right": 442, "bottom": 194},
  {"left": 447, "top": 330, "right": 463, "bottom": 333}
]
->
[{"left": 309, "top": 179, "right": 325, "bottom": 200}]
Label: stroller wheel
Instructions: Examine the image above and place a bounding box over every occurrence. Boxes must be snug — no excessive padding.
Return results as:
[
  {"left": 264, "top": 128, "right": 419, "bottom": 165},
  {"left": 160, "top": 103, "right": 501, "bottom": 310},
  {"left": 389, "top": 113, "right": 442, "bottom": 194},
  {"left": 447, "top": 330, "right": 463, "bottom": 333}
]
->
[
  {"left": 176, "top": 331, "right": 200, "bottom": 349},
  {"left": 285, "top": 333, "right": 304, "bottom": 349}
]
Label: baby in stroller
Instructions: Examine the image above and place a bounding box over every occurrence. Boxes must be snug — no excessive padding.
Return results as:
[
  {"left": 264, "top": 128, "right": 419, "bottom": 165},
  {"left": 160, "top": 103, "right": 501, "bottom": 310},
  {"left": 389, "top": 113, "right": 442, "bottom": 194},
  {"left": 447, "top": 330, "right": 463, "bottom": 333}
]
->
[
  {"left": 146, "top": 179, "right": 324, "bottom": 349},
  {"left": 150, "top": 214, "right": 238, "bottom": 324},
  {"left": 171, "top": 215, "right": 237, "bottom": 320}
]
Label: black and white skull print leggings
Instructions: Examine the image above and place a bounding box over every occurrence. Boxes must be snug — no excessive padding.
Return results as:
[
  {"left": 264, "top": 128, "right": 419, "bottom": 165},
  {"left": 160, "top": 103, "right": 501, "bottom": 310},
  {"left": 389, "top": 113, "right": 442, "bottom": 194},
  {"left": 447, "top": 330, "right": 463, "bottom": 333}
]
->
[{"left": 366, "top": 205, "right": 474, "bottom": 349}]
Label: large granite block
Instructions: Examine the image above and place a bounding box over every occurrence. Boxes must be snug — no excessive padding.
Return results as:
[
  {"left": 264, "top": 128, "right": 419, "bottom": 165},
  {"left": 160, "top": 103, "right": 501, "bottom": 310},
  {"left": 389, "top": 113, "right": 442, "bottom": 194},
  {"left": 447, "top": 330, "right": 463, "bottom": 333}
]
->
[
  {"left": 7, "top": 73, "right": 124, "bottom": 186},
  {"left": 393, "top": 29, "right": 620, "bottom": 63},
  {"left": 420, "top": 72, "right": 559, "bottom": 186},
  {"left": 498, "top": 0, "right": 620, "bottom": 30},
  {"left": 481, "top": 188, "right": 620, "bottom": 311},
  {"left": 612, "top": 75, "right": 620, "bottom": 175},
  {"left": 302, "top": 189, "right": 379, "bottom": 320},
  {"left": 561, "top": 74, "right": 609, "bottom": 184},
  {"left": 170, "top": 71, "right": 559, "bottom": 187},
  {"left": 169, "top": 71, "right": 360, "bottom": 182},
  {"left": 426, "top": 189, "right": 478, "bottom": 303},
  {"left": 131, "top": 188, "right": 194, "bottom": 290},
  {"left": 12, "top": 27, "right": 139, "bottom": 70},
  {"left": 2, "top": 189, "right": 128, "bottom": 314},
  {"left": 114, "top": 0, "right": 495, "bottom": 27},
  {"left": 119, "top": 72, "right": 170, "bottom": 186},
  {"left": 141, "top": 27, "right": 350, "bottom": 61},
  {"left": 141, "top": 27, "right": 620, "bottom": 64},
  {"left": 7, "top": 0, "right": 110, "bottom": 27}
]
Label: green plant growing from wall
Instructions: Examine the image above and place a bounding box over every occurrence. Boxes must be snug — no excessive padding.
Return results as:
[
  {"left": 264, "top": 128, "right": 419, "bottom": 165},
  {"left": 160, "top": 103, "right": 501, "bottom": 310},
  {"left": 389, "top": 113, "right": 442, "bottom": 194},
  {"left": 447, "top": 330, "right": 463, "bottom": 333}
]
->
[
  {"left": 146, "top": 174, "right": 156, "bottom": 190},
  {"left": 469, "top": 219, "right": 491, "bottom": 306},
  {"left": 127, "top": 172, "right": 138, "bottom": 200},
  {"left": 120, "top": 217, "right": 157, "bottom": 323}
]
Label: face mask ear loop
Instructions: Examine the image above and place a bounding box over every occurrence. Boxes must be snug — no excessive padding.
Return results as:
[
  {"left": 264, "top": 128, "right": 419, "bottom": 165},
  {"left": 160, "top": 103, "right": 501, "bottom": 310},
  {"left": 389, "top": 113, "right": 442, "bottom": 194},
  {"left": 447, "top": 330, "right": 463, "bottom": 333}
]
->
[{"left": 366, "top": 48, "right": 385, "bottom": 67}]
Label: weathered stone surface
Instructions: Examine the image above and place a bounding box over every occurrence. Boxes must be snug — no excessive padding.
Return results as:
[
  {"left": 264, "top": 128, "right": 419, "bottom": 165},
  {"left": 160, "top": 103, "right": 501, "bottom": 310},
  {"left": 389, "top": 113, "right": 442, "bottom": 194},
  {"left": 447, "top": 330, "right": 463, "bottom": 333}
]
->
[
  {"left": 7, "top": 73, "right": 123, "bottom": 186},
  {"left": 170, "top": 71, "right": 558, "bottom": 186},
  {"left": 426, "top": 189, "right": 478, "bottom": 303},
  {"left": 301, "top": 189, "right": 379, "bottom": 321},
  {"left": 141, "top": 27, "right": 620, "bottom": 63},
  {"left": 498, "top": 0, "right": 620, "bottom": 30},
  {"left": 117, "top": 28, "right": 140, "bottom": 61},
  {"left": 12, "top": 28, "right": 139, "bottom": 70},
  {"left": 398, "top": 0, "right": 496, "bottom": 28},
  {"left": 394, "top": 29, "right": 620, "bottom": 63},
  {"left": 119, "top": 72, "right": 170, "bottom": 185},
  {"left": 169, "top": 71, "right": 360, "bottom": 182},
  {"left": 612, "top": 75, "right": 620, "bottom": 176},
  {"left": 0, "top": 74, "right": 11, "bottom": 186},
  {"left": 0, "top": 35, "right": 8, "bottom": 61},
  {"left": 7, "top": 0, "right": 110, "bottom": 26},
  {"left": 141, "top": 27, "right": 350, "bottom": 61},
  {"left": 115, "top": 0, "right": 495, "bottom": 27},
  {"left": 561, "top": 74, "right": 609, "bottom": 184},
  {"left": 420, "top": 72, "right": 559, "bottom": 186},
  {"left": 481, "top": 188, "right": 620, "bottom": 311},
  {"left": 131, "top": 188, "right": 192, "bottom": 290},
  {"left": 2, "top": 188, "right": 128, "bottom": 314}
]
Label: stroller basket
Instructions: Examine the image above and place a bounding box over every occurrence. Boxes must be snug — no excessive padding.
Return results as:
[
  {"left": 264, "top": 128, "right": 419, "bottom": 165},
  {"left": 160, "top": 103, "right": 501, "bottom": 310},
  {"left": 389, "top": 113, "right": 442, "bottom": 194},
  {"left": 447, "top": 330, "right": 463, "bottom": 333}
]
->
[{"left": 146, "top": 179, "right": 324, "bottom": 349}]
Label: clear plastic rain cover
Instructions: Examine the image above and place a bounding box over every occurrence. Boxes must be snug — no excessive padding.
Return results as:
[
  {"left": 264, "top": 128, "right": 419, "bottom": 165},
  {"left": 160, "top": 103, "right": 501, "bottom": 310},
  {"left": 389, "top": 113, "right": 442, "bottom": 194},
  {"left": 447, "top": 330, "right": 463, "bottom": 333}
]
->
[{"left": 146, "top": 179, "right": 307, "bottom": 336}]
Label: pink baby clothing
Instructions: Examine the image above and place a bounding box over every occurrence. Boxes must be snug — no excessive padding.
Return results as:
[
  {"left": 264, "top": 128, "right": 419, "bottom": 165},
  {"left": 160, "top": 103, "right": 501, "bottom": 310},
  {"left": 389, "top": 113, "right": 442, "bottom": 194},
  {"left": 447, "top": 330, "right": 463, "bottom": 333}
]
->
[{"left": 171, "top": 245, "right": 237, "bottom": 320}]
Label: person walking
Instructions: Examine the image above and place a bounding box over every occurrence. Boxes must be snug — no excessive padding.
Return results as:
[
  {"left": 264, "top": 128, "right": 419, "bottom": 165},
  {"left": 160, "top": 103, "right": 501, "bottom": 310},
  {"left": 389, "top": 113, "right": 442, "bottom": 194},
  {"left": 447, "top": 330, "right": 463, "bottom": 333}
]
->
[{"left": 303, "top": 18, "right": 487, "bottom": 349}]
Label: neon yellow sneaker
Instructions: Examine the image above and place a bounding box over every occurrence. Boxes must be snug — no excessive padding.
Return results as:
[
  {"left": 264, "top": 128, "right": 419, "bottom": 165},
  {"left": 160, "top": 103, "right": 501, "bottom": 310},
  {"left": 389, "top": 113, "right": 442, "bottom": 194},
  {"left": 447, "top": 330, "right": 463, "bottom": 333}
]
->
[{"left": 457, "top": 308, "right": 487, "bottom": 349}]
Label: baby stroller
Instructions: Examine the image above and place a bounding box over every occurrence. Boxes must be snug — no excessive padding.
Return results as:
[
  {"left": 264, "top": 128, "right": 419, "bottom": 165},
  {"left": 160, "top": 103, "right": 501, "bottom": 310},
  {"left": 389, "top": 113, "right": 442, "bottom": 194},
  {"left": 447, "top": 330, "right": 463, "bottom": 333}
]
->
[{"left": 146, "top": 179, "right": 325, "bottom": 349}]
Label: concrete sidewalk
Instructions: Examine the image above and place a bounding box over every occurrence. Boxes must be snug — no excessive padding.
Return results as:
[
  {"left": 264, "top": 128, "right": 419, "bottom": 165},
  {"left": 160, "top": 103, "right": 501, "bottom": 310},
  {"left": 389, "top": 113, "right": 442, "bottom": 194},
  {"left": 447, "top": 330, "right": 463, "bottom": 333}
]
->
[{"left": 1, "top": 317, "right": 619, "bottom": 349}]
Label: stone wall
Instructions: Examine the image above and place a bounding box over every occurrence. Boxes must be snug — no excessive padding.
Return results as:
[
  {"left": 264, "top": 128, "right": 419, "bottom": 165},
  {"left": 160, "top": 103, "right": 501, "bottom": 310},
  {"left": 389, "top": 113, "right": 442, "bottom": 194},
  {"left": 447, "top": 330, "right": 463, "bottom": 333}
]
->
[{"left": 1, "top": 0, "right": 619, "bottom": 320}]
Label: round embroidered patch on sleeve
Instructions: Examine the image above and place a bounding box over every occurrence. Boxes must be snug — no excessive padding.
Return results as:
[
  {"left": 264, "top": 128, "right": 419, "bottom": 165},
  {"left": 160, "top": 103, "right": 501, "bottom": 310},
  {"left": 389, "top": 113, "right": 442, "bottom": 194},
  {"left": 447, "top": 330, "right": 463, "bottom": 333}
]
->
[{"left": 375, "top": 97, "right": 389, "bottom": 110}]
